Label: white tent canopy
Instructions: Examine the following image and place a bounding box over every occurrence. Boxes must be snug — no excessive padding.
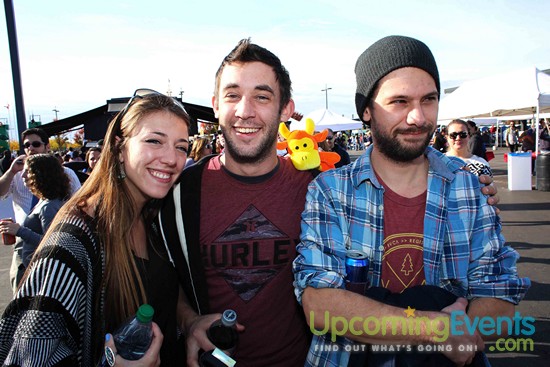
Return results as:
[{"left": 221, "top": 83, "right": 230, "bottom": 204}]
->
[
  {"left": 489, "top": 112, "right": 550, "bottom": 121},
  {"left": 439, "top": 117, "right": 498, "bottom": 126},
  {"left": 437, "top": 67, "right": 550, "bottom": 153},
  {"left": 438, "top": 67, "right": 550, "bottom": 121},
  {"left": 290, "top": 109, "right": 363, "bottom": 132}
]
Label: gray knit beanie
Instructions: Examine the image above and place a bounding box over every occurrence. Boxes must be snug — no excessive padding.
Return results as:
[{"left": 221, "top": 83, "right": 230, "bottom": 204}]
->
[{"left": 355, "top": 35, "right": 440, "bottom": 123}]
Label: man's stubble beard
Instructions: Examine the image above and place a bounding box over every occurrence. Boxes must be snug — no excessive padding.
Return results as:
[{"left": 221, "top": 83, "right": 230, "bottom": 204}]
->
[
  {"left": 370, "top": 117, "right": 434, "bottom": 162},
  {"left": 220, "top": 120, "right": 279, "bottom": 165}
]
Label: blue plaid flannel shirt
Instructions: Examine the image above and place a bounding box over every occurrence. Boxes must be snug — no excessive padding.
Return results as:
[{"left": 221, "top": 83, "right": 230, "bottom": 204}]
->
[{"left": 293, "top": 146, "right": 530, "bottom": 367}]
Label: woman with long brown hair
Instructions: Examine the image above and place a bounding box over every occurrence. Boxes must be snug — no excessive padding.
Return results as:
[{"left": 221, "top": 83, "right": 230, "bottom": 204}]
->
[
  {"left": 84, "top": 147, "right": 102, "bottom": 173},
  {"left": 184, "top": 137, "right": 212, "bottom": 169},
  {"left": 0, "top": 90, "right": 190, "bottom": 367}
]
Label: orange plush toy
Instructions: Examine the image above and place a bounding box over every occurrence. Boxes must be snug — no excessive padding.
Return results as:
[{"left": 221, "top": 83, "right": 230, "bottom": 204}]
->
[{"left": 277, "top": 118, "right": 340, "bottom": 171}]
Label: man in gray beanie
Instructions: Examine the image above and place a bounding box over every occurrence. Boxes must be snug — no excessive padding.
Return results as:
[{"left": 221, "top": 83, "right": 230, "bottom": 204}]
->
[
  {"left": 354, "top": 35, "right": 440, "bottom": 127},
  {"left": 294, "top": 35, "right": 529, "bottom": 367}
]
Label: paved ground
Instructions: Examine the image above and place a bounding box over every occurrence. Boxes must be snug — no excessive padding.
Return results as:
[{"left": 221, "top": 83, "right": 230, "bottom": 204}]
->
[
  {"left": 0, "top": 147, "right": 548, "bottom": 365},
  {"left": 477, "top": 148, "right": 550, "bottom": 366},
  {"left": 0, "top": 198, "right": 14, "bottom": 311}
]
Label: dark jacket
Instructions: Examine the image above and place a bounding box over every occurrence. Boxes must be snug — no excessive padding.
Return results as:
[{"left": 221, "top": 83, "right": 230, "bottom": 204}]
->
[
  {"left": 432, "top": 133, "right": 447, "bottom": 153},
  {"left": 333, "top": 143, "right": 351, "bottom": 168},
  {"left": 157, "top": 157, "right": 212, "bottom": 314},
  {"left": 468, "top": 132, "right": 487, "bottom": 160},
  {"left": 540, "top": 128, "right": 550, "bottom": 151}
]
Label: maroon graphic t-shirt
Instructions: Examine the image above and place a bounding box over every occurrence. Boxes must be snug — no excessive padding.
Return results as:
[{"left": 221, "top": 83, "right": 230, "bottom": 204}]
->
[
  {"left": 200, "top": 156, "right": 311, "bottom": 367},
  {"left": 378, "top": 177, "right": 427, "bottom": 293}
]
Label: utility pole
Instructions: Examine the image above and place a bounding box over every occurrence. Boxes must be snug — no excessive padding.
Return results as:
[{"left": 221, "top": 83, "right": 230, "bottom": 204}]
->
[
  {"left": 4, "top": 0, "right": 27, "bottom": 151},
  {"left": 179, "top": 88, "right": 184, "bottom": 100},
  {"left": 53, "top": 106, "right": 59, "bottom": 120},
  {"left": 321, "top": 84, "right": 332, "bottom": 110}
]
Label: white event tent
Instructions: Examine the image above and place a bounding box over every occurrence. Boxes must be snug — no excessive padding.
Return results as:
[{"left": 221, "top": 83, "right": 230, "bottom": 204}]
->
[
  {"left": 438, "top": 67, "right": 550, "bottom": 153},
  {"left": 290, "top": 109, "right": 363, "bottom": 132}
]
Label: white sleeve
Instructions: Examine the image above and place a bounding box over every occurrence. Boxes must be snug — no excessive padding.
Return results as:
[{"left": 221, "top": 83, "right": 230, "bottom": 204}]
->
[{"left": 63, "top": 167, "right": 82, "bottom": 194}]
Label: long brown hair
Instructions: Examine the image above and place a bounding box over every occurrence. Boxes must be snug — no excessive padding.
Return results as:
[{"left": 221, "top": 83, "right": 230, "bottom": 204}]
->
[
  {"left": 188, "top": 137, "right": 211, "bottom": 162},
  {"left": 33, "top": 93, "right": 189, "bottom": 329}
]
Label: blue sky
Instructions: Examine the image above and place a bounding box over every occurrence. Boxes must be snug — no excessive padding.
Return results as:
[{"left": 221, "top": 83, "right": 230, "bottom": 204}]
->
[{"left": 1, "top": 0, "right": 549, "bottom": 140}]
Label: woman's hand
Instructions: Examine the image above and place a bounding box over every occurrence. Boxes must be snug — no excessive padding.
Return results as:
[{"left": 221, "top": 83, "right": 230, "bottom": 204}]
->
[
  {"left": 103, "top": 322, "right": 163, "bottom": 367},
  {"left": 0, "top": 220, "right": 20, "bottom": 236}
]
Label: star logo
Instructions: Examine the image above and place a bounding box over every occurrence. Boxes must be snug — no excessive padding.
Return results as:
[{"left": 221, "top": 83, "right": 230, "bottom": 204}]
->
[{"left": 404, "top": 306, "right": 416, "bottom": 318}]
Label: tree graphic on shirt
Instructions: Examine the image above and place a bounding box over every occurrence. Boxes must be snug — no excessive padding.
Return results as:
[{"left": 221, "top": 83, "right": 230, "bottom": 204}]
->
[{"left": 401, "top": 253, "right": 413, "bottom": 276}]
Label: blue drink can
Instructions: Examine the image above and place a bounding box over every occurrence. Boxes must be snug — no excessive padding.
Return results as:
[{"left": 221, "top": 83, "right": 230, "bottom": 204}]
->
[{"left": 345, "top": 250, "right": 369, "bottom": 294}]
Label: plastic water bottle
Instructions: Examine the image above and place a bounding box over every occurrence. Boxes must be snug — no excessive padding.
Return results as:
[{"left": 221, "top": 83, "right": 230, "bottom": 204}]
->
[
  {"left": 199, "top": 309, "right": 239, "bottom": 367},
  {"left": 113, "top": 304, "right": 154, "bottom": 360}
]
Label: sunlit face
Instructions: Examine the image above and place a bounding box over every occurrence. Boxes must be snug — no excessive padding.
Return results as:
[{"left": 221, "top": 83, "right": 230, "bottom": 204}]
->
[
  {"left": 23, "top": 134, "right": 49, "bottom": 156},
  {"left": 212, "top": 61, "right": 293, "bottom": 165},
  {"left": 120, "top": 110, "right": 189, "bottom": 206},
  {"left": 21, "top": 162, "right": 32, "bottom": 188},
  {"left": 363, "top": 67, "right": 438, "bottom": 162},
  {"left": 446, "top": 123, "right": 470, "bottom": 154},
  {"left": 87, "top": 150, "right": 101, "bottom": 171}
]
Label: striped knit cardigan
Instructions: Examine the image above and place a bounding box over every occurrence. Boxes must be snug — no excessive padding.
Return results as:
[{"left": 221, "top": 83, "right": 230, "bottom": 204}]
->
[{"left": 0, "top": 213, "right": 104, "bottom": 367}]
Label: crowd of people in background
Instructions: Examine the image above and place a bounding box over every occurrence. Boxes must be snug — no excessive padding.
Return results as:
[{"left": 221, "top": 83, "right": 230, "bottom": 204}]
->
[
  {"left": 140, "top": 116, "right": 550, "bottom": 173},
  {"left": 2, "top": 115, "right": 547, "bottom": 185},
  {"left": 432, "top": 117, "right": 550, "bottom": 155}
]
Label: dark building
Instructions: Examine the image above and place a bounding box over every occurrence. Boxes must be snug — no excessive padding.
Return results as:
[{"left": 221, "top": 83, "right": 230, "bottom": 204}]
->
[{"left": 39, "top": 96, "right": 217, "bottom": 140}]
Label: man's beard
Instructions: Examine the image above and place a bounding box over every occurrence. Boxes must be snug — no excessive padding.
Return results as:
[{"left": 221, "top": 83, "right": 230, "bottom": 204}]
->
[
  {"left": 371, "top": 118, "right": 434, "bottom": 162},
  {"left": 220, "top": 122, "right": 279, "bottom": 165}
]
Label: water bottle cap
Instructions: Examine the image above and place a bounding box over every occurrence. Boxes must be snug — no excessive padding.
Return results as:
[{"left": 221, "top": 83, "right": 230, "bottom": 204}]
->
[
  {"left": 136, "top": 304, "right": 154, "bottom": 323},
  {"left": 221, "top": 309, "right": 237, "bottom": 327}
]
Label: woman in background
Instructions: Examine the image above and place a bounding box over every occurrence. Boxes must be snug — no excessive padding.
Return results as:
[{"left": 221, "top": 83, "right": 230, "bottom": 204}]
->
[
  {"left": 446, "top": 119, "right": 492, "bottom": 177},
  {"left": 0, "top": 154, "right": 70, "bottom": 270},
  {"left": 84, "top": 147, "right": 102, "bottom": 174},
  {"left": 184, "top": 137, "right": 212, "bottom": 169},
  {"left": 0, "top": 90, "right": 190, "bottom": 367}
]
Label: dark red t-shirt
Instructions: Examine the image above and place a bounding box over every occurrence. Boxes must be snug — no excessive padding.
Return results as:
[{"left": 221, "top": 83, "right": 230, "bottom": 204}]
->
[
  {"left": 378, "top": 177, "right": 427, "bottom": 293},
  {"left": 200, "top": 156, "right": 311, "bottom": 366}
]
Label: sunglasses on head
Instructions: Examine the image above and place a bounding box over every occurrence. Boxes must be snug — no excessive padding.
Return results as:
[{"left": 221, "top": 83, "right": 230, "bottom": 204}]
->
[
  {"left": 24, "top": 141, "right": 45, "bottom": 149},
  {"left": 112, "top": 88, "right": 188, "bottom": 134},
  {"left": 449, "top": 131, "right": 469, "bottom": 140}
]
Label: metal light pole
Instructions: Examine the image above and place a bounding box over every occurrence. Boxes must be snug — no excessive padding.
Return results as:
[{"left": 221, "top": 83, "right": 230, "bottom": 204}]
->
[
  {"left": 321, "top": 84, "right": 332, "bottom": 109},
  {"left": 53, "top": 107, "right": 59, "bottom": 120},
  {"left": 4, "top": 0, "right": 27, "bottom": 151}
]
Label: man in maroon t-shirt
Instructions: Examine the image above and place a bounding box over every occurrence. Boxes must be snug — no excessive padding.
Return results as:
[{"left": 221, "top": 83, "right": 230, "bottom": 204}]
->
[{"left": 160, "top": 39, "right": 312, "bottom": 367}]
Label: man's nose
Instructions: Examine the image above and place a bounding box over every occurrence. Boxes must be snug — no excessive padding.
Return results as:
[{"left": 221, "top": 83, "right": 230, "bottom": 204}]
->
[{"left": 235, "top": 97, "right": 255, "bottom": 120}]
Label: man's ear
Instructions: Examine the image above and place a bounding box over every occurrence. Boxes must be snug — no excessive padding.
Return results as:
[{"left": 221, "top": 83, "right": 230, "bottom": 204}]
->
[
  {"left": 212, "top": 95, "right": 219, "bottom": 119},
  {"left": 362, "top": 107, "right": 371, "bottom": 124},
  {"left": 280, "top": 99, "right": 295, "bottom": 123}
]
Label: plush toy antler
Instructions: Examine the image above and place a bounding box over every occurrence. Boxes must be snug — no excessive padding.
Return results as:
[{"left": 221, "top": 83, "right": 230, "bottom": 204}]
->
[{"left": 277, "top": 118, "right": 340, "bottom": 171}]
